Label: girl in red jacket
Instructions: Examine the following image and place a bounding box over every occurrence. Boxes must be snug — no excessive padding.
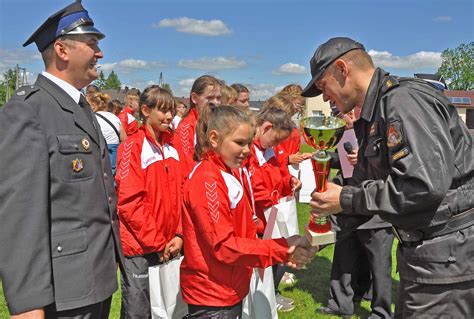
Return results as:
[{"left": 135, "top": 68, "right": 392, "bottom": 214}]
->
[
  {"left": 247, "top": 106, "right": 303, "bottom": 311},
  {"left": 116, "top": 85, "right": 184, "bottom": 318},
  {"left": 180, "top": 105, "right": 316, "bottom": 318},
  {"left": 173, "top": 75, "right": 222, "bottom": 175}
]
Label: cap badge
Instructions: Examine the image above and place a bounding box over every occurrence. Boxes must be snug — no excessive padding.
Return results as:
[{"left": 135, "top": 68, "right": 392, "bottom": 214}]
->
[
  {"left": 386, "top": 79, "right": 394, "bottom": 88},
  {"left": 72, "top": 158, "right": 84, "bottom": 172},
  {"left": 82, "top": 137, "right": 90, "bottom": 151}
]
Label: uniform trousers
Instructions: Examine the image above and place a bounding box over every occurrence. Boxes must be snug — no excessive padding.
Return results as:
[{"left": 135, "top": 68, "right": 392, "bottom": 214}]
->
[
  {"left": 327, "top": 228, "right": 394, "bottom": 318},
  {"left": 44, "top": 297, "right": 112, "bottom": 319}
]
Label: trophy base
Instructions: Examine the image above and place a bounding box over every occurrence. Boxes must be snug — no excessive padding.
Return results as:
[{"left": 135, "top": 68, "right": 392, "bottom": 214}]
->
[{"left": 304, "top": 225, "right": 336, "bottom": 246}]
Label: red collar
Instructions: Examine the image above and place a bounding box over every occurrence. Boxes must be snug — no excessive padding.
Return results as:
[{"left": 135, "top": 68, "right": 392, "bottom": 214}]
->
[
  {"left": 203, "top": 151, "right": 231, "bottom": 173},
  {"left": 124, "top": 106, "right": 135, "bottom": 115},
  {"left": 140, "top": 125, "right": 172, "bottom": 148}
]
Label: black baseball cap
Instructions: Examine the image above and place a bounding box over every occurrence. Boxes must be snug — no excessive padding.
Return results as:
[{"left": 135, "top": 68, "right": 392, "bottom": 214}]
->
[
  {"left": 301, "top": 37, "right": 365, "bottom": 97},
  {"left": 23, "top": 1, "right": 105, "bottom": 52}
]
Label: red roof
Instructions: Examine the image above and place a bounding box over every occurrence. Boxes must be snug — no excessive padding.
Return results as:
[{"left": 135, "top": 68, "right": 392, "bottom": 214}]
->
[{"left": 444, "top": 90, "right": 474, "bottom": 108}]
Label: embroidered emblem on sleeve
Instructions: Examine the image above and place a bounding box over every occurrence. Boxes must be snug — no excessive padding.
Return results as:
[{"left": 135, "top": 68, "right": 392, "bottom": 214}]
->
[
  {"left": 392, "top": 147, "right": 410, "bottom": 162},
  {"left": 118, "top": 141, "right": 133, "bottom": 179},
  {"left": 205, "top": 181, "right": 220, "bottom": 223},
  {"left": 387, "top": 121, "right": 404, "bottom": 150}
]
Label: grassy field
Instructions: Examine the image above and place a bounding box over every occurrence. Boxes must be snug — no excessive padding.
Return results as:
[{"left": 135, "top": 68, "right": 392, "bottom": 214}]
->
[{"left": 0, "top": 201, "right": 398, "bottom": 319}]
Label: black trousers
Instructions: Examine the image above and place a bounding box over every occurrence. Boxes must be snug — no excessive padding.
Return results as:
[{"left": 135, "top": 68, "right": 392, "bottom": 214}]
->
[
  {"left": 120, "top": 254, "right": 161, "bottom": 319},
  {"left": 45, "top": 297, "right": 112, "bottom": 319},
  {"left": 327, "top": 228, "right": 394, "bottom": 318},
  {"left": 186, "top": 302, "right": 243, "bottom": 319}
]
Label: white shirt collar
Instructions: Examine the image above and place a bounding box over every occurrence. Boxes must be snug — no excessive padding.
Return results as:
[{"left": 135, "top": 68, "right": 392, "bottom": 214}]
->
[{"left": 41, "top": 71, "right": 82, "bottom": 103}]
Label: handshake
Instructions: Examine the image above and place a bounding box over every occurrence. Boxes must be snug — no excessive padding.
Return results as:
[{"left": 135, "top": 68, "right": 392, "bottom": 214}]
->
[{"left": 285, "top": 235, "right": 319, "bottom": 269}]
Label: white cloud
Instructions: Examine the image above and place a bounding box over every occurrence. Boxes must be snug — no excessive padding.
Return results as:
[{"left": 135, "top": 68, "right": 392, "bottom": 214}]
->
[
  {"left": 433, "top": 16, "right": 452, "bottom": 22},
  {"left": 0, "top": 48, "right": 41, "bottom": 68},
  {"left": 100, "top": 59, "right": 166, "bottom": 74},
  {"left": 154, "top": 17, "right": 231, "bottom": 36},
  {"left": 368, "top": 50, "right": 442, "bottom": 70},
  {"left": 273, "top": 63, "right": 306, "bottom": 75},
  {"left": 246, "top": 83, "right": 281, "bottom": 101},
  {"left": 174, "top": 78, "right": 196, "bottom": 97},
  {"left": 178, "top": 57, "right": 246, "bottom": 70}
]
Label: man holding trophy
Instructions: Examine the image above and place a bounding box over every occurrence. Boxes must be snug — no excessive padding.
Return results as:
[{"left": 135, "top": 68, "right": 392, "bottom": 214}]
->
[{"left": 302, "top": 37, "right": 474, "bottom": 318}]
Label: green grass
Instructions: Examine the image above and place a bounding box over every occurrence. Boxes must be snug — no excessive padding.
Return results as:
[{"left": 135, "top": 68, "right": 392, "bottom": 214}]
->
[{"left": 0, "top": 202, "right": 399, "bottom": 318}]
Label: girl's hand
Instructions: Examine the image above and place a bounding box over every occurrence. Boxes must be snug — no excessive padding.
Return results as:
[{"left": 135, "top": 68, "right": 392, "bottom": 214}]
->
[
  {"left": 290, "top": 177, "right": 302, "bottom": 192},
  {"left": 163, "top": 236, "right": 183, "bottom": 261}
]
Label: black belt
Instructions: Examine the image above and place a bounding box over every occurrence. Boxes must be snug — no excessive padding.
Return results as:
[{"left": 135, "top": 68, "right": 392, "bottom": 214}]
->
[{"left": 393, "top": 207, "right": 474, "bottom": 247}]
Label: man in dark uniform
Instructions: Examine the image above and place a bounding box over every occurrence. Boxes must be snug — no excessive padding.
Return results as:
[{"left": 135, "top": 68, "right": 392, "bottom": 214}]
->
[
  {"left": 303, "top": 37, "right": 474, "bottom": 318},
  {"left": 318, "top": 107, "right": 394, "bottom": 319},
  {"left": 0, "top": 1, "right": 124, "bottom": 318}
]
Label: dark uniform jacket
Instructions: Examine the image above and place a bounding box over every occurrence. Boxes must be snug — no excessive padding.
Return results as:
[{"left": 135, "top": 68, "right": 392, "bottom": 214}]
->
[
  {"left": 0, "top": 74, "right": 125, "bottom": 314},
  {"left": 339, "top": 68, "right": 474, "bottom": 283}
]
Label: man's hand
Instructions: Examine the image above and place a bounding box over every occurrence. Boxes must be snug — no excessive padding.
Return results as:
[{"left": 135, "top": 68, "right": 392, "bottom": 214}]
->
[
  {"left": 285, "top": 235, "right": 318, "bottom": 269},
  {"left": 290, "top": 176, "right": 302, "bottom": 192},
  {"left": 310, "top": 182, "right": 343, "bottom": 218},
  {"left": 11, "top": 309, "right": 44, "bottom": 319},
  {"left": 162, "top": 236, "right": 183, "bottom": 262}
]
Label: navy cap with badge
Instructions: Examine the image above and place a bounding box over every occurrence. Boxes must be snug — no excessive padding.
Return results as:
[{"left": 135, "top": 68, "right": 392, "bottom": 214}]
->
[
  {"left": 302, "top": 37, "right": 365, "bottom": 98},
  {"left": 23, "top": 0, "right": 105, "bottom": 52}
]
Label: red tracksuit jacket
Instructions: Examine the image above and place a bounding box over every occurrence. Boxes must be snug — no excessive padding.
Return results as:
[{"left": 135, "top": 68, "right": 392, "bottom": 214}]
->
[
  {"left": 248, "top": 139, "right": 293, "bottom": 234},
  {"left": 275, "top": 127, "right": 301, "bottom": 170},
  {"left": 117, "top": 106, "right": 138, "bottom": 137},
  {"left": 180, "top": 152, "right": 289, "bottom": 307},
  {"left": 115, "top": 126, "right": 184, "bottom": 256},
  {"left": 172, "top": 107, "right": 198, "bottom": 175}
]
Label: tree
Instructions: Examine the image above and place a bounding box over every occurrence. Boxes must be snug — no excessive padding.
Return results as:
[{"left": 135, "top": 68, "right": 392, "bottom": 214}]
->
[
  {"left": 161, "top": 82, "right": 173, "bottom": 94},
  {"left": 0, "top": 68, "right": 18, "bottom": 107},
  {"left": 93, "top": 70, "right": 106, "bottom": 89},
  {"left": 437, "top": 42, "right": 474, "bottom": 90},
  {"left": 103, "top": 71, "right": 121, "bottom": 90}
]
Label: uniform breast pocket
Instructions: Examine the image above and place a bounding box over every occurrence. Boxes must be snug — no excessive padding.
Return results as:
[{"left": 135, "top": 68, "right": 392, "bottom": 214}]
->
[
  {"left": 57, "top": 134, "right": 95, "bottom": 182},
  {"left": 364, "top": 136, "right": 384, "bottom": 167}
]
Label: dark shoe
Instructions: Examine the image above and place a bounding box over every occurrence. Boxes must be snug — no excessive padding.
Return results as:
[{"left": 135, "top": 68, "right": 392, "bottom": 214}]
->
[{"left": 316, "top": 306, "right": 352, "bottom": 318}]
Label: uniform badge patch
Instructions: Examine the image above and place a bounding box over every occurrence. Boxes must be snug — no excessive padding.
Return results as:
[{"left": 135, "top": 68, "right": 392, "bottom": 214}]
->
[
  {"left": 392, "top": 147, "right": 410, "bottom": 162},
  {"left": 81, "top": 137, "right": 90, "bottom": 151},
  {"left": 72, "top": 158, "right": 84, "bottom": 172},
  {"left": 387, "top": 121, "right": 403, "bottom": 149}
]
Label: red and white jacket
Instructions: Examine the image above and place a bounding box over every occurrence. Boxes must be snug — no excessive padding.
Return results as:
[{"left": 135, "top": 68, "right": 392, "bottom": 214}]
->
[
  {"left": 275, "top": 127, "right": 301, "bottom": 171},
  {"left": 117, "top": 106, "right": 138, "bottom": 137},
  {"left": 115, "top": 126, "right": 184, "bottom": 257},
  {"left": 180, "top": 152, "right": 289, "bottom": 307},
  {"left": 172, "top": 108, "right": 198, "bottom": 175},
  {"left": 247, "top": 139, "right": 293, "bottom": 234}
]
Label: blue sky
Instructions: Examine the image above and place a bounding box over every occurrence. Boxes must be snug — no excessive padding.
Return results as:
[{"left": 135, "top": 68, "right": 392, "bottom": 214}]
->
[{"left": 1, "top": 0, "right": 473, "bottom": 99}]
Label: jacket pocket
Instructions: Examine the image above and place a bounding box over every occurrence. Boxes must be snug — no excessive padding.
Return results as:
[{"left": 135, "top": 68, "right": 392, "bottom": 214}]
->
[
  {"left": 51, "top": 228, "right": 92, "bottom": 300},
  {"left": 57, "top": 134, "right": 94, "bottom": 182}
]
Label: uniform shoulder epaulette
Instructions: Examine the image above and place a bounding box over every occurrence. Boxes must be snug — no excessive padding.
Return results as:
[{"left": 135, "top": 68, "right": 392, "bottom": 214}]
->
[
  {"left": 12, "top": 85, "right": 40, "bottom": 101},
  {"left": 380, "top": 76, "right": 400, "bottom": 95}
]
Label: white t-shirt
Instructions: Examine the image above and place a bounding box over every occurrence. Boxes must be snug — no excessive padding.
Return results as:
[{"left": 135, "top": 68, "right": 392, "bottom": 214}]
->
[
  {"left": 96, "top": 111, "right": 122, "bottom": 144},
  {"left": 172, "top": 115, "right": 182, "bottom": 130}
]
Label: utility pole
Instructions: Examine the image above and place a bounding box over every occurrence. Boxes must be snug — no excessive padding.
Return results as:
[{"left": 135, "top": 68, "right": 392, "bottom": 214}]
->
[
  {"left": 15, "top": 64, "right": 28, "bottom": 89},
  {"left": 159, "top": 72, "right": 163, "bottom": 86}
]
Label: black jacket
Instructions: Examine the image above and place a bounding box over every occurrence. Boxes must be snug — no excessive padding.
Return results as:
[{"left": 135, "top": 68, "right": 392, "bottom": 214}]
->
[{"left": 340, "top": 68, "right": 473, "bottom": 231}]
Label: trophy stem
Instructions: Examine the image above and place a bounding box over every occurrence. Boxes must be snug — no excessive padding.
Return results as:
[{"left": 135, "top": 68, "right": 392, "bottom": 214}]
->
[{"left": 305, "top": 150, "right": 335, "bottom": 245}]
